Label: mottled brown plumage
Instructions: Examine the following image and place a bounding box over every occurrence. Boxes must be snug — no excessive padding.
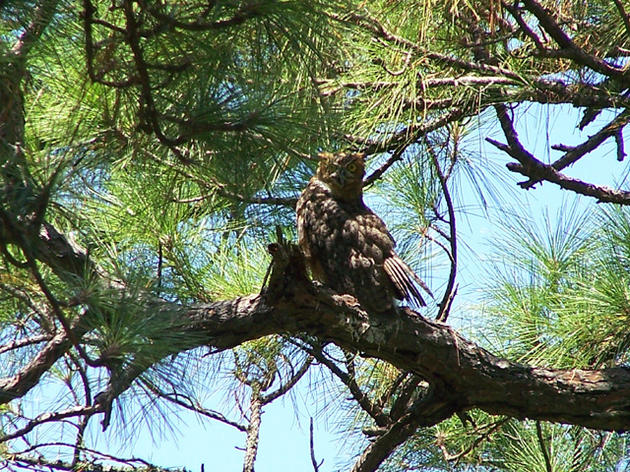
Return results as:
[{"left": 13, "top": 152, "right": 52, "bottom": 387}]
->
[{"left": 296, "top": 151, "right": 431, "bottom": 313}]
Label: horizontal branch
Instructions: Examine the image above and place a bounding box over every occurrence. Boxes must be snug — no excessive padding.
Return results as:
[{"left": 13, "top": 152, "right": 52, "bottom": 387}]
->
[
  {"left": 502, "top": 158, "right": 630, "bottom": 204},
  {"left": 178, "top": 276, "right": 630, "bottom": 431}
]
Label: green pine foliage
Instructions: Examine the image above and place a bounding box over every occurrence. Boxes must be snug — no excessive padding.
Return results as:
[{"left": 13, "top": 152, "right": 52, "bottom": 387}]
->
[{"left": 2, "top": 0, "right": 630, "bottom": 470}]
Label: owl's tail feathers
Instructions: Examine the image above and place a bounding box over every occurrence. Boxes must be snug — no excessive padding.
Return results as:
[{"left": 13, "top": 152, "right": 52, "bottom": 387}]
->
[{"left": 384, "top": 256, "right": 433, "bottom": 308}]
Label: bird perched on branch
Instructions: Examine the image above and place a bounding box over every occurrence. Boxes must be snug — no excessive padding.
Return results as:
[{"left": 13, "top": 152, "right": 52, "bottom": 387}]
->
[{"left": 296, "top": 151, "right": 432, "bottom": 313}]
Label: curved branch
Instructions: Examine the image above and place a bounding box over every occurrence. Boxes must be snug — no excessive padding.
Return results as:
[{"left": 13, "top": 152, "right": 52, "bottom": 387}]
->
[
  {"left": 177, "top": 281, "right": 630, "bottom": 431},
  {"left": 0, "top": 405, "right": 100, "bottom": 443},
  {"left": 426, "top": 139, "right": 457, "bottom": 322},
  {"left": 489, "top": 104, "right": 630, "bottom": 205}
]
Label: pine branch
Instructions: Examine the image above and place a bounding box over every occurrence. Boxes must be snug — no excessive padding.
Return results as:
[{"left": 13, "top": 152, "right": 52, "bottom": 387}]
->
[
  {"left": 489, "top": 104, "right": 630, "bottom": 204},
  {"left": 11, "top": 0, "right": 60, "bottom": 60},
  {"left": 520, "top": 0, "right": 628, "bottom": 80},
  {"left": 0, "top": 405, "right": 100, "bottom": 443}
]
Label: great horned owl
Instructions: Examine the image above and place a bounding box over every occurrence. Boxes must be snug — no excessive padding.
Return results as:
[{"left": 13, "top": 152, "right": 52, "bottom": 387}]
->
[{"left": 296, "top": 151, "right": 431, "bottom": 313}]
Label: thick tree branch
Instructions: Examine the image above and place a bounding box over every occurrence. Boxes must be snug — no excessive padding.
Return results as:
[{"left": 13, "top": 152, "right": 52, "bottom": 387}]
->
[{"left": 191, "top": 294, "right": 630, "bottom": 431}]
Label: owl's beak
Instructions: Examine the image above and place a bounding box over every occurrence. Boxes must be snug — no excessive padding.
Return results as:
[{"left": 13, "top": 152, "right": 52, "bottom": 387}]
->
[{"left": 331, "top": 169, "right": 346, "bottom": 186}]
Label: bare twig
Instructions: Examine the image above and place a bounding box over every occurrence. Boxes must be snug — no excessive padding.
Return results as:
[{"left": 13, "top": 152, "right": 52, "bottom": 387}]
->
[
  {"left": 536, "top": 421, "right": 553, "bottom": 472},
  {"left": 299, "top": 343, "right": 388, "bottom": 427},
  {"left": 543, "top": 110, "right": 630, "bottom": 178},
  {"left": 363, "top": 146, "right": 407, "bottom": 186},
  {"left": 309, "top": 417, "right": 323, "bottom": 472},
  {"left": 0, "top": 335, "right": 51, "bottom": 355},
  {"left": 0, "top": 405, "right": 100, "bottom": 443},
  {"left": 262, "top": 355, "right": 313, "bottom": 404},
  {"left": 489, "top": 104, "right": 630, "bottom": 204},
  {"left": 363, "top": 108, "right": 467, "bottom": 184},
  {"left": 425, "top": 139, "right": 457, "bottom": 322},
  {"left": 9, "top": 442, "right": 163, "bottom": 471},
  {"left": 503, "top": 2, "right": 546, "bottom": 51},
  {"left": 142, "top": 382, "right": 247, "bottom": 432}
]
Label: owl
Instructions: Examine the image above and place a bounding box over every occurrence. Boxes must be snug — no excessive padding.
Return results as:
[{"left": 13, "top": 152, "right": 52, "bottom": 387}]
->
[{"left": 296, "top": 151, "right": 432, "bottom": 313}]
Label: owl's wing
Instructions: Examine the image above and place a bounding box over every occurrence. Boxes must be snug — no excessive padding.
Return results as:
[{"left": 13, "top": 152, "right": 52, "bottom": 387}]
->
[{"left": 383, "top": 255, "right": 433, "bottom": 308}]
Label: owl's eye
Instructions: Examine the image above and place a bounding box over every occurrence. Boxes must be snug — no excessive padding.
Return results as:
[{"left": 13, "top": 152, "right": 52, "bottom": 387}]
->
[{"left": 346, "top": 163, "right": 357, "bottom": 173}]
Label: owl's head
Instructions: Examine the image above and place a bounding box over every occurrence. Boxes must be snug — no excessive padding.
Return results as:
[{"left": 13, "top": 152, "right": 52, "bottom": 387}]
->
[{"left": 316, "top": 151, "right": 366, "bottom": 200}]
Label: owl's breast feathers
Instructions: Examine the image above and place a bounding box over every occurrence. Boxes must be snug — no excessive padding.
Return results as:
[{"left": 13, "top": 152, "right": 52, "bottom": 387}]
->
[{"left": 296, "top": 178, "right": 430, "bottom": 312}]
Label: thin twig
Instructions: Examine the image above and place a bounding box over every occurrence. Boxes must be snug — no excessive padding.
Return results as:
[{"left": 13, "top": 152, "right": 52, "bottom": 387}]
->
[
  {"left": 0, "top": 335, "right": 51, "bottom": 355},
  {"left": 309, "top": 417, "right": 323, "bottom": 472},
  {"left": 544, "top": 110, "right": 630, "bottom": 178},
  {"left": 262, "top": 356, "right": 313, "bottom": 404},
  {"left": 295, "top": 342, "right": 389, "bottom": 427},
  {"left": 425, "top": 139, "right": 458, "bottom": 322},
  {"left": 0, "top": 405, "right": 100, "bottom": 443},
  {"left": 363, "top": 108, "right": 466, "bottom": 184},
  {"left": 613, "top": 0, "right": 630, "bottom": 38},
  {"left": 9, "top": 442, "right": 162, "bottom": 470},
  {"left": 121, "top": 0, "right": 190, "bottom": 162},
  {"left": 503, "top": 1, "right": 546, "bottom": 51},
  {"left": 142, "top": 381, "right": 247, "bottom": 432},
  {"left": 536, "top": 421, "right": 553, "bottom": 472},
  {"left": 490, "top": 104, "right": 630, "bottom": 204}
]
